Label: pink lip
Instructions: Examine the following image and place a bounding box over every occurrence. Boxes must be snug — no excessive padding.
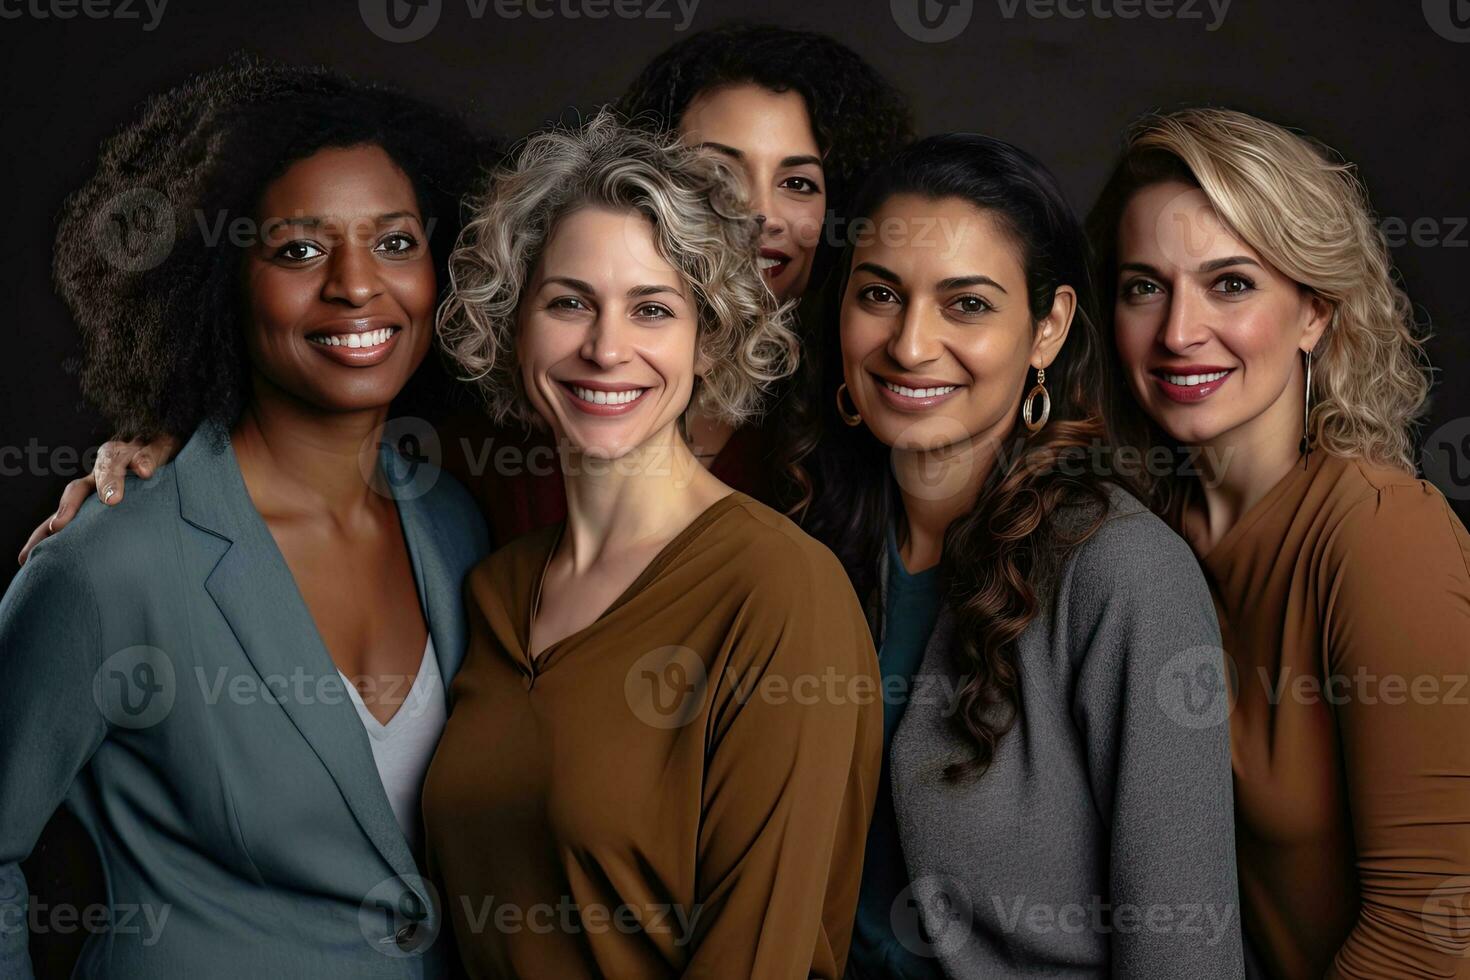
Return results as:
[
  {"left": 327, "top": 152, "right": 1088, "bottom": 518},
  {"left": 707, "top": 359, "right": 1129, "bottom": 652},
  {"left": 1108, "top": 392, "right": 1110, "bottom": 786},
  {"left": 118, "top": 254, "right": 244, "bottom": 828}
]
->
[
  {"left": 872, "top": 373, "right": 965, "bottom": 412},
  {"left": 558, "top": 379, "right": 651, "bottom": 417},
  {"left": 1150, "top": 366, "right": 1235, "bottom": 404},
  {"left": 306, "top": 324, "right": 403, "bottom": 367}
]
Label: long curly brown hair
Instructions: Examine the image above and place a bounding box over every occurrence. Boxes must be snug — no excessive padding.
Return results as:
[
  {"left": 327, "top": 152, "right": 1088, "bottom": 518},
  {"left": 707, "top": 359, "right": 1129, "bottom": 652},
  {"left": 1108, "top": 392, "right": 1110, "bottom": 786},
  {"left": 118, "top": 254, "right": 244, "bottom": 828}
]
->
[{"left": 800, "top": 134, "right": 1134, "bottom": 780}]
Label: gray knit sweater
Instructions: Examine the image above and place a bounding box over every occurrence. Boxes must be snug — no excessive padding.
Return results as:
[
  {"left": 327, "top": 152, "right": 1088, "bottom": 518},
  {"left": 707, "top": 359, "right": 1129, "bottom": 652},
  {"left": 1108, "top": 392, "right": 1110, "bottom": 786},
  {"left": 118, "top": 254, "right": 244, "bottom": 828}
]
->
[{"left": 871, "top": 486, "right": 1244, "bottom": 979}]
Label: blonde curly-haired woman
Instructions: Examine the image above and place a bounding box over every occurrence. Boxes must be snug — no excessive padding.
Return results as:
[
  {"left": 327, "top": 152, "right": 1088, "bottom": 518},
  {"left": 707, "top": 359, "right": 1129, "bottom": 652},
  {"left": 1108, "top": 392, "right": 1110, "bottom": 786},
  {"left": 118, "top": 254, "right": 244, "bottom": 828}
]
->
[
  {"left": 421, "top": 112, "right": 881, "bottom": 978},
  {"left": 1089, "top": 107, "right": 1470, "bottom": 979}
]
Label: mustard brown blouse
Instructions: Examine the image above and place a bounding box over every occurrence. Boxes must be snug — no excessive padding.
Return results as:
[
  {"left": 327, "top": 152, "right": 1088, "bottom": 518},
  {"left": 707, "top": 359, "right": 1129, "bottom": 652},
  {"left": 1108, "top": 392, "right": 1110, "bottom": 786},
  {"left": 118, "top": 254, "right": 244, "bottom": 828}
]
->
[
  {"left": 421, "top": 492, "right": 882, "bottom": 978},
  {"left": 1199, "top": 451, "right": 1470, "bottom": 978}
]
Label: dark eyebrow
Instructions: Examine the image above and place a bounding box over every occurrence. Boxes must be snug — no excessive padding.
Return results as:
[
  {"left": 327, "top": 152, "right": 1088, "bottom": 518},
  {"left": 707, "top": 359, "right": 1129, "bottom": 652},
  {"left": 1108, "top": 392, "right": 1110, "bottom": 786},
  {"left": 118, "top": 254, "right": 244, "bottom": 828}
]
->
[
  {"left": 698, "top": 141, "right": 743, "bottom": 161},
  {"left": 853, "top": 261, "right": 902, "bottom": 285},
  {"left": 780, "top": 154, "right": 823, "bottom": 170},
  {"left": 264, "top": 211, "right": 421, "bottom": 230},
  {"left": 1118, "top": 261, "right": 1159, "bottom": 276},
  {"left": 628, "top": 284, "right": 682, "bottom": 299},
  {"left": 1198, "top": 255, "right": 1261, "bottom": 273},
  {"left": 541, "top": 276, "right": 594, "bottom": 292},
  {"left": 938, "top": 274, "right": 1006, "bottom": 294}
]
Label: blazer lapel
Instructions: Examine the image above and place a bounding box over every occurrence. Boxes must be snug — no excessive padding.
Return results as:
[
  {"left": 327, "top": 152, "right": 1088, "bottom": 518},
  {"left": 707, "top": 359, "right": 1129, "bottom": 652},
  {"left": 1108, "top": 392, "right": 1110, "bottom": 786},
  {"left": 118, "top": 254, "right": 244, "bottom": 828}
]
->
[
  {"left": 389, "top": 455, "right": 466, "bottom": 685},
  {"left": 174, "top": 423, "right": 426, "bottom": 902}
]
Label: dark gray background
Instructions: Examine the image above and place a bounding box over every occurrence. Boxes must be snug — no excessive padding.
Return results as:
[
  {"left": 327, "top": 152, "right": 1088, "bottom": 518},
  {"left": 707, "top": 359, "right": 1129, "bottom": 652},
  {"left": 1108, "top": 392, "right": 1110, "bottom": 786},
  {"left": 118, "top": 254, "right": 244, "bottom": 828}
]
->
[
  {"left": 4, "top": 0, "right": 1469, "bottom": 580},
  {"left": 1, "top": 2, "right": 1468, "bottom": 974}
]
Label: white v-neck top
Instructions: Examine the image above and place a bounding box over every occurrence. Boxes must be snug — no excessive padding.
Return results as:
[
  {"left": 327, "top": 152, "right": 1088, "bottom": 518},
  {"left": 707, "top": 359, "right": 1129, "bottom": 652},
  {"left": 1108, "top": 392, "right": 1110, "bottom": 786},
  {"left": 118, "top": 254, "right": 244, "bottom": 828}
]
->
[{"left": 338, "top": 635, "right": 447, "bottom": 850}]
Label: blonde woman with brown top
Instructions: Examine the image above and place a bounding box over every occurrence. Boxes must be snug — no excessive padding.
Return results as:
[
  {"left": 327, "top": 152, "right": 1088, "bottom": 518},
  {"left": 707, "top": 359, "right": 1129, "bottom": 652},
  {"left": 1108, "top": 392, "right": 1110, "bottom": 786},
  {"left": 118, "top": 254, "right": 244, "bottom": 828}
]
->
[
  {"left": 1089, "top": 107, "right": 1470, "bottom": 979},
  {"left": 420, "top": 111, "right": 882, "bottom": 978}
]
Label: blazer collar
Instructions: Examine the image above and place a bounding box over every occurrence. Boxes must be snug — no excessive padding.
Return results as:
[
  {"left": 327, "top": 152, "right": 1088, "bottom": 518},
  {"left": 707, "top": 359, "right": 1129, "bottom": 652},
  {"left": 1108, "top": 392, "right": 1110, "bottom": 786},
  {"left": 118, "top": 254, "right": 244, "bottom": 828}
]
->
[{"left": 173, "top": 420, "right": 450, "bottom": 909}]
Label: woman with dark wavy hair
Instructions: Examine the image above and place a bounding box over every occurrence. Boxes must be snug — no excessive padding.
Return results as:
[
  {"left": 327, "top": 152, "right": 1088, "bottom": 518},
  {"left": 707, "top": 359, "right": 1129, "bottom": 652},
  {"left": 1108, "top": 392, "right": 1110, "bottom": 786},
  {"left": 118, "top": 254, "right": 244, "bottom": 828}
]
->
[
  {"left": 0, "top": 58, "right": 490, "bottom": 978},
  {"left": 801, "top": 134, "right": 1245, "bottom": 977}
]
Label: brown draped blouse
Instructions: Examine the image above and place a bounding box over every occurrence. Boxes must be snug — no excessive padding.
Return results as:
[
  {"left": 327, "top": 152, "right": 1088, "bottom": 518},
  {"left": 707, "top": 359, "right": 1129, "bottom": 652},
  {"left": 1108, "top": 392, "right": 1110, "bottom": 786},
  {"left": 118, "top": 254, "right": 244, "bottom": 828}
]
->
[
  {"left": 421, "top": 492, "right": 882, "bottom": 978},
  {"left": 1198, "top": 450, "right": 1470, "bottom": 978}
]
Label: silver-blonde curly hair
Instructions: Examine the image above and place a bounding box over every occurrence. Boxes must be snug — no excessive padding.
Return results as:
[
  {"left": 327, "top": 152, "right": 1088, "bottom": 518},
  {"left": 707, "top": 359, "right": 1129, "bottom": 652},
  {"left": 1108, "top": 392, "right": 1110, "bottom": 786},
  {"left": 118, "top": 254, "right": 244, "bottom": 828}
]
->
[
  {"left": 438, "top": 108, "right": 799, "bottom": 428},
  {"left": 1090, "top": 107, "right": 1431, "bottom": 472}
]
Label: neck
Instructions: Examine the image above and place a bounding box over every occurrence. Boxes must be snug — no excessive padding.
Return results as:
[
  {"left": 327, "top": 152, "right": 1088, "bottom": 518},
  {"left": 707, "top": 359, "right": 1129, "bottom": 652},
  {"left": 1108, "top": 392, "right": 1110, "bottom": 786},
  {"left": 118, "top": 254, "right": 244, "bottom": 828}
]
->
[
  {"left": 558, "top": 421, "right": 723, "bottom": 572},
  {"left": 231, "top": 375, "right": 392, "bottom": 519},
  {"left": 1190, "top": 360, "right": 1307, "bottom": 551},
  {"left": 891, "top": 422, "right": 1010, "bottom": 573}
]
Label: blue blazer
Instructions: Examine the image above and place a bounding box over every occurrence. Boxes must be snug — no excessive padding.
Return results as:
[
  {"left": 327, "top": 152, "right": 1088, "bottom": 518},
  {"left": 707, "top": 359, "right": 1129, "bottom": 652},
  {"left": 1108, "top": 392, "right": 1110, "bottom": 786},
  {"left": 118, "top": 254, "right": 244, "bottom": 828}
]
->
[{"left": 0, "top": 422, "right": 490, "bottom": 979}]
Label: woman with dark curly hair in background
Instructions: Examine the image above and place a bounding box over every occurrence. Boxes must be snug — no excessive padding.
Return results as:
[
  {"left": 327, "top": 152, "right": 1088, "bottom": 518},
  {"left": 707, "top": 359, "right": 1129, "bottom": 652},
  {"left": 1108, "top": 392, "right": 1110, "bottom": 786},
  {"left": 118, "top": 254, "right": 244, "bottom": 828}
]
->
[
  {"left": 0, "top": 58, "right": 491, "bottom": 978},
  {"left": 803, "top": 134, "right": 1244, "bottom": 977},
  {"left": 24, "top": 22, "right": 914, "bottom": 556}
]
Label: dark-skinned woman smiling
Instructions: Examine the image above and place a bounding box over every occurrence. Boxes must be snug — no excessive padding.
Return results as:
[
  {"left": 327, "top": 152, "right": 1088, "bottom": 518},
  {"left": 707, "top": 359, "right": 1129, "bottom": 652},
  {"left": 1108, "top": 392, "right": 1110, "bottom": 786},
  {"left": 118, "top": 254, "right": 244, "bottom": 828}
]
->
[{"left": 0, "top": 58, "right": 491, "bottom": 979}]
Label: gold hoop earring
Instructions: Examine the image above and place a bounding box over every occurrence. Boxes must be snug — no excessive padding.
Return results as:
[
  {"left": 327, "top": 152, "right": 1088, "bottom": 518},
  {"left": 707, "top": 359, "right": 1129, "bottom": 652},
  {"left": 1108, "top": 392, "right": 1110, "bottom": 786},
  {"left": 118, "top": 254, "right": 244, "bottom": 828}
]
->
[
  {"left": 836, "top": 382, "right": 863, "bottom": 427},
  {"left": 1022, "top": 367, "right": 1050, "bottom": 433}
]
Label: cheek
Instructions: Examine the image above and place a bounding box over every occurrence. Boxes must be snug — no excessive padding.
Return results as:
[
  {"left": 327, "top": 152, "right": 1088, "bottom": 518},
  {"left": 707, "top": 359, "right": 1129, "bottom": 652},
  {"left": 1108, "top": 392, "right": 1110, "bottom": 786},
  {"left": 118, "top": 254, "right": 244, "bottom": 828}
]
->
[
  {"left": 1113, "top": 309, "right": 1156, "bottom": 373},
  {"left": 787, "top": 197, "right": 826, "bottom": 252},
  {"left": 387, "top": 261, "right": 438, "bottom": 325}
]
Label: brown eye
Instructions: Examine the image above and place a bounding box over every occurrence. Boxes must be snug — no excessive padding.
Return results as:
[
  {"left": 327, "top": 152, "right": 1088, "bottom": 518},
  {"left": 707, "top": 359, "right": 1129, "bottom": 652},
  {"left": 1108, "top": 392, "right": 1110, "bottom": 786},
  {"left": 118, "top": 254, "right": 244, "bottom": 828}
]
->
[
  {"left": 375, "top": 232, "right": 418, "bottom": 255},
  {"left": 859, "top": 284, "right": 898, "bottom": 305},
  {"left": 277, "top": 241, "right": 324, "bottom": 262},
  {"left": 951, "top": 295, "right": 991, "bottom": 315}
]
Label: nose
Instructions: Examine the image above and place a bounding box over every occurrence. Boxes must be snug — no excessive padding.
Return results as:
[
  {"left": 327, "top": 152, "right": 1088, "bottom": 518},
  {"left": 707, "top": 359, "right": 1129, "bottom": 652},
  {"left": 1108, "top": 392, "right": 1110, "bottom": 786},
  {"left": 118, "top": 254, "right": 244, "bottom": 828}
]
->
[
  {"left": 320, "top": 241, "right": 384, "bottom": 308},
  {"left": 748, "top": 188, "right": 784, "bottom": 238},
  {"left": 579, "top": 311, "right": 633, "bottom": 370},
  {"left": 887, "top": 302, "right": 944, "bottom": 369},
  {"left": 1158, "top": 283, "right": 1213, "bottom": 354}
]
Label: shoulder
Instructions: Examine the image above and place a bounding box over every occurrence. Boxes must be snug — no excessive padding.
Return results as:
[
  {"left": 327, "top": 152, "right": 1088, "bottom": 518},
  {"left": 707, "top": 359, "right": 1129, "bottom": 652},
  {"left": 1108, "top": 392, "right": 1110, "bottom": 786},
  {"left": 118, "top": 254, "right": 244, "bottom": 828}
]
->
[
  {"left": 716, "top": 494, "right": 855, "bottom": 598},
  {"left": 32, "top": 462, "right": 185, "bottom": 581},
  {"left": 1321, "top": 454, "right": 1470, "bottom": 592},
  {"left": 1062, "top": 482, "right": 1206, "bottom": 596},
  {"left": 402, "top": 459, "right": 491, "bottom": 562}
]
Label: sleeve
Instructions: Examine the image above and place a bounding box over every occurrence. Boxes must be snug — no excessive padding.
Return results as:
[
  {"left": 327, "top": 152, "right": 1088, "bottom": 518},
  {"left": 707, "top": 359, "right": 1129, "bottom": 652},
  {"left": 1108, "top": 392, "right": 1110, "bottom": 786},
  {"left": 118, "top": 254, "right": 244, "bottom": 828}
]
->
[
  {"left": 0, "top": 536, "right": 110, "bottom": 980},
  {"left": 682, "top": 542, "right": 882, "bottom": 979},
  {"left": 1070, "top": 511, "right": 1245, "bottom": 980},
  {"left": 1324, "top": 483, "right": 1470, "bottom": 979}
]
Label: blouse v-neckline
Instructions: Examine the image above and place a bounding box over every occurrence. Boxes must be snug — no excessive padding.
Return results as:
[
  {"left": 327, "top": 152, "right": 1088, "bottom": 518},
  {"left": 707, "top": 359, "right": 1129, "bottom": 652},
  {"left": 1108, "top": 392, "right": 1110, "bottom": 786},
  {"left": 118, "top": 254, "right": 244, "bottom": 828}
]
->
[{"left": 522, "top": 491, "right": 746, "bottom": 666}]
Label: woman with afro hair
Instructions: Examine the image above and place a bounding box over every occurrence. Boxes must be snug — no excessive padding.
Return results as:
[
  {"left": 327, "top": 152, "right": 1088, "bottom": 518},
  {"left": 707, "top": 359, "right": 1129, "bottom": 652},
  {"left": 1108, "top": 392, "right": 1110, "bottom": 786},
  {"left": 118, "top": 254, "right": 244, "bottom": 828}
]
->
[{"left": 1, "top": 56, "right": 492, "bottom": 978}]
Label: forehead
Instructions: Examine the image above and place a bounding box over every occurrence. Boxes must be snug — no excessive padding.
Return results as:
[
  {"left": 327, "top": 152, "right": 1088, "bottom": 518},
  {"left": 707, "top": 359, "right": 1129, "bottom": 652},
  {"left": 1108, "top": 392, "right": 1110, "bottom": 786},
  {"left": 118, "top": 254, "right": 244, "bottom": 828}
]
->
[
  {"left": 256, "top": 144, "right": 420, "bottom": 218},
  {"left": 856, "top": 193, "right": 1025, "bottom": 285},
  {"left": 679, "top": 83, "right": 820, "bottom": 158},
  {"left": 538, "top": 205, "right": 685, "bottom": 288},
  {"left": 1119, "top": 181, "right": 1259, "bottom": 267}
]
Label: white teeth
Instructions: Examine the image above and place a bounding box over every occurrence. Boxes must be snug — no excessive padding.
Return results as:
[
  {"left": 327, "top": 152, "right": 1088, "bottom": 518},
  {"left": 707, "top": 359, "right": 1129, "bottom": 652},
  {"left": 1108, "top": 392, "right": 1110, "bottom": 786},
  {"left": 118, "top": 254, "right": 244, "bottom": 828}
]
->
[
  {"left": 883, "top": 381, "right": 957, "bottom": 399},
  {"left": 309, "top": 327, "right": 398, "bottom": 348},
  {"left": 1163, "top": 370, "right": 1230, "bottom": 386},
  {"left": 571, "top": 385, "right": 646, "bottom": 406},
  {"left": 757, "top": 256, "right": 785, "bottom": 270}
]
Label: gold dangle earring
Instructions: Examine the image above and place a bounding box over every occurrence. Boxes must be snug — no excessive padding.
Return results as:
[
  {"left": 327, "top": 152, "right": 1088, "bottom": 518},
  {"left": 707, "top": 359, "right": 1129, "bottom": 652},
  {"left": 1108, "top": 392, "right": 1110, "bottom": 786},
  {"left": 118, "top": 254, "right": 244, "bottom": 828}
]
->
[
  {"left": 1022, "top": 366, "right": 1050, "bottom": 433},
  {"left": 836, "top": 382, "right": 863, "bottom": 427}
]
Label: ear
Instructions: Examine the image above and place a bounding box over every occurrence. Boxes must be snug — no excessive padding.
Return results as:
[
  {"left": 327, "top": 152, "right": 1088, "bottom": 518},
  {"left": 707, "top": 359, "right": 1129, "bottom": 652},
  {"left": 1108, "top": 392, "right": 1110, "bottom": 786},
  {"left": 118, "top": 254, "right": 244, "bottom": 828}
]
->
[
  {"left": 693, "top": 344, "right": 714, "bottom": 380},
  {"left": 1031, "top": 284, "right": 1077, "bottom": 371},
  {"left": 1300, "top": 291, "right": 1332, "bottom": 354}
]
